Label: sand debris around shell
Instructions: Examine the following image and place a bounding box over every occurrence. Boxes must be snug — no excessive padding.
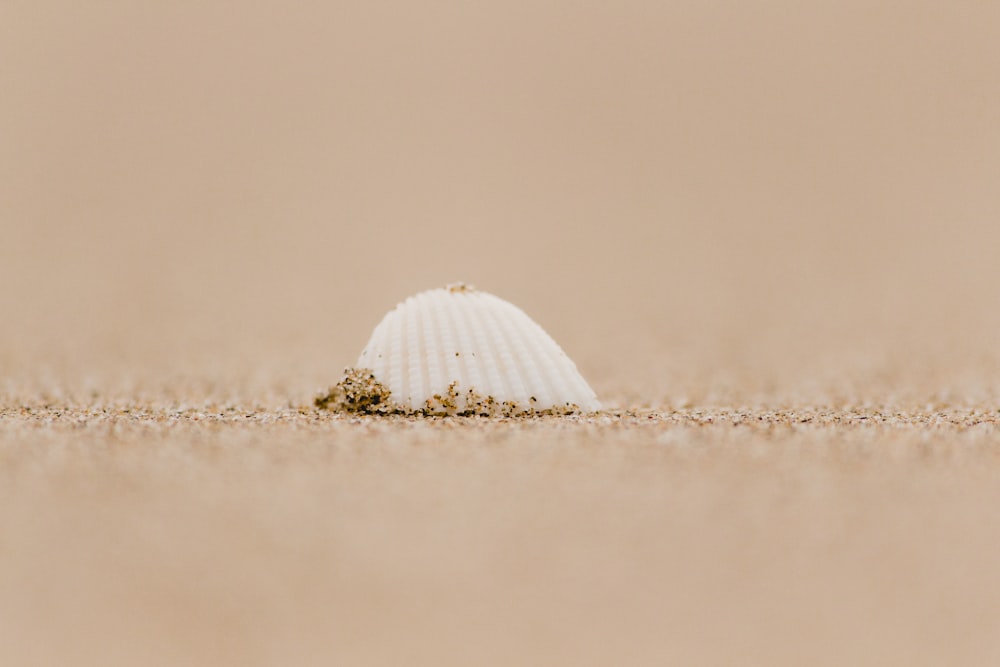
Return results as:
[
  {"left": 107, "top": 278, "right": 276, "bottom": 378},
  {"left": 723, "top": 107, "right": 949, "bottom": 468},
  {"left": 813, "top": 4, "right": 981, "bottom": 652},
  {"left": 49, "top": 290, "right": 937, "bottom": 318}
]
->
[{"left": 314, "top": 367, "right": 583, "bottom": 418}]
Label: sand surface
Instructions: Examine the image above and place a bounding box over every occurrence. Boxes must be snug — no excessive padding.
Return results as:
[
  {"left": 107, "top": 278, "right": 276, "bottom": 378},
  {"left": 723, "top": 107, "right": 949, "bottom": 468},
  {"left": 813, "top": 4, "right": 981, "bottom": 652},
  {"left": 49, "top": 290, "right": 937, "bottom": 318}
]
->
[{"left": 3, "top": 1, "right": 1000, "bottom": 665}]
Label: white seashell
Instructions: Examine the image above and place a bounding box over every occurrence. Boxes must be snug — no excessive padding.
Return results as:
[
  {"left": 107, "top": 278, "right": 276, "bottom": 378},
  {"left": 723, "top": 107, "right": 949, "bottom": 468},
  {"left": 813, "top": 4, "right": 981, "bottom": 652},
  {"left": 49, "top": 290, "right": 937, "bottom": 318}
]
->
[{"left": 321, "top": 284, "right": 601, "bottom": 416}]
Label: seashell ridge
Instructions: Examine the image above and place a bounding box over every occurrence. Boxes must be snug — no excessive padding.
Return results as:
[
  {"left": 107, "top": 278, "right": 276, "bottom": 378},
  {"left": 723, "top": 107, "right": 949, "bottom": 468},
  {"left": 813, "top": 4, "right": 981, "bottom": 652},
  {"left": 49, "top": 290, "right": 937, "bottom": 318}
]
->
[{"left": 317, "top": 284, "right": 601, "bottom": 416}]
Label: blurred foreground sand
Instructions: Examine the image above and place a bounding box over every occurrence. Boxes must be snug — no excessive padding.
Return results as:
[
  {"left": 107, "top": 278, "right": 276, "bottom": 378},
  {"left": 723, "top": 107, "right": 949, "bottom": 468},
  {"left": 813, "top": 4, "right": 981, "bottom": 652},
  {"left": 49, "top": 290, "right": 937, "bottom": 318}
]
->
[
  {"left": 2, "top": 407, "right": 999, "bottom": 666},
  {"left": 3, "top": 1, "right": 1000, "bottom": 665}
]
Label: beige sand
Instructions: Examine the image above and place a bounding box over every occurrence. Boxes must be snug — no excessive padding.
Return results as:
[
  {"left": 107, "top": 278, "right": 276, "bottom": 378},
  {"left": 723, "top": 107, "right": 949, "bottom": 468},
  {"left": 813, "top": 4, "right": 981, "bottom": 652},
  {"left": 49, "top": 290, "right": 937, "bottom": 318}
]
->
[{"left": 3, "top": 1, "right": 1000, "bottom": 665}]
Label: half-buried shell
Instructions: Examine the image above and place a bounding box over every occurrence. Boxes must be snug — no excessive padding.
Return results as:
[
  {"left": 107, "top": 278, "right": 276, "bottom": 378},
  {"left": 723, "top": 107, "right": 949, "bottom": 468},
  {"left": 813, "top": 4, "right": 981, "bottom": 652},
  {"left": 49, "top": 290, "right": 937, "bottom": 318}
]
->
[{"left": 317, "top": 284, "right": 601, "bottom": 416}]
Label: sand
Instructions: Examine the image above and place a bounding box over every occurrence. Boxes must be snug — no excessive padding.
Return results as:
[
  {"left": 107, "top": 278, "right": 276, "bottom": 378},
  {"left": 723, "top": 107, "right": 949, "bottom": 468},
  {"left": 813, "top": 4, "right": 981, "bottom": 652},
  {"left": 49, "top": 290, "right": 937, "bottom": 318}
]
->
[
  {"left": 3, "top": 1, "right": 1000, "bottom": 665},
  {"left": 4, "top": 403, "right": 1000, "bottom": 666}
]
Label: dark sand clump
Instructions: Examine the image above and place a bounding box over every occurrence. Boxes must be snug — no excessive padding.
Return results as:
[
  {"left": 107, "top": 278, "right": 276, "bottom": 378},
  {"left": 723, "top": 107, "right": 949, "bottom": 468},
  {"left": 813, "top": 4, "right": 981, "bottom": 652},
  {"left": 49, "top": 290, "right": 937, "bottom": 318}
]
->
[{"left": 315, "top": 367, "right": 582, "bottom": 417}]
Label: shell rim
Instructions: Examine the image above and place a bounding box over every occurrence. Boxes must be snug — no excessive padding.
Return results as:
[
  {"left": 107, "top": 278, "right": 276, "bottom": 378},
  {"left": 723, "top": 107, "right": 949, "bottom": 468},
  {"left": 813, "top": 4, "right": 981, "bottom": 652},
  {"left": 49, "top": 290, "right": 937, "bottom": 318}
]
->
[{"left": 315, "top": 368, "right": 592, "bottom": 418}]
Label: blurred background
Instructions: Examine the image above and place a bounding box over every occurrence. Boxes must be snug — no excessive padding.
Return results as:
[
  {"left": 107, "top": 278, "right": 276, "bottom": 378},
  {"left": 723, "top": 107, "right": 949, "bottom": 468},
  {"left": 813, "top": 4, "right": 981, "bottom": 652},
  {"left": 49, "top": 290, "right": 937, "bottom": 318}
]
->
[{"left": 2, "top": 0, "right": 999, "bottom": 406}]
